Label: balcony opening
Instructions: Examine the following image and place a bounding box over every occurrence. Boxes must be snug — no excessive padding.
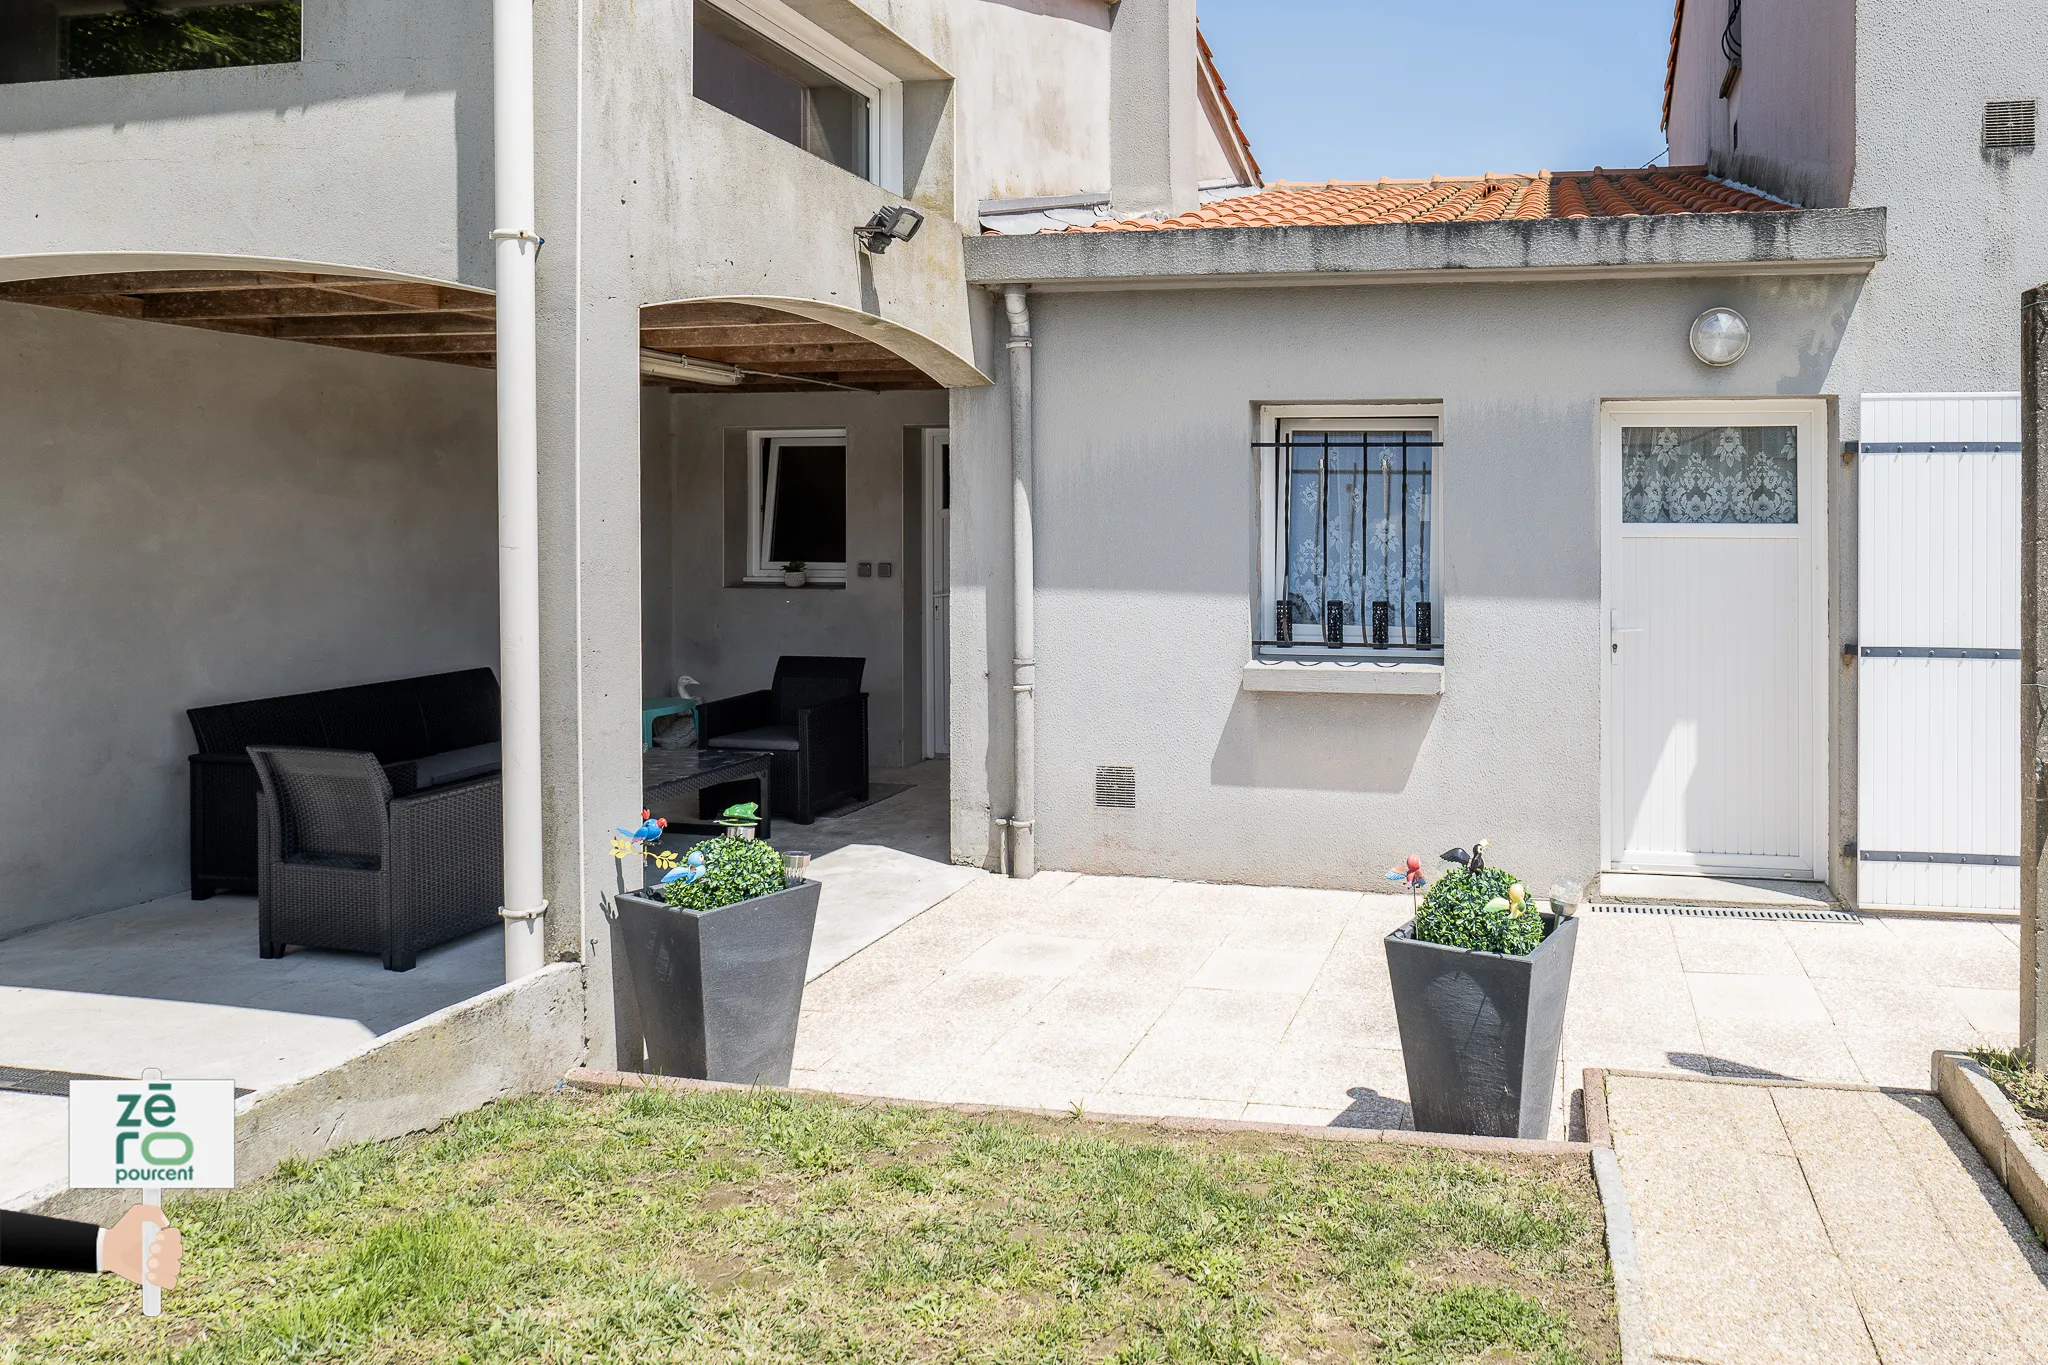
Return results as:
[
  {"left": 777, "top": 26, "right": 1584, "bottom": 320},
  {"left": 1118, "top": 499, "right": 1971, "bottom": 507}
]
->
[
  {"left": 0, "top": 1, "right": 301, "bottom": 86},
  {"left": 693, "top": 2, "right": 877, "bottom": 181}
]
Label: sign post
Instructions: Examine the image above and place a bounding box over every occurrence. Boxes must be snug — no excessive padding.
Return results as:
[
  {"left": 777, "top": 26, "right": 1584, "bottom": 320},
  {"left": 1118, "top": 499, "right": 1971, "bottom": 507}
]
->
[{"left": 69, "top": 1067, "right": 235, "bottom": 1316}]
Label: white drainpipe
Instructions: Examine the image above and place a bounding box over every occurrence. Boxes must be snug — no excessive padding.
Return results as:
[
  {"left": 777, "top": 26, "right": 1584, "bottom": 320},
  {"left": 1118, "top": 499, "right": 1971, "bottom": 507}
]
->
[
  {"left": 1004, "top": 285, "right": 1036, "bottom": 879},
  {"left": 494, "top": 0, "right": 546, "bottom": 979}
]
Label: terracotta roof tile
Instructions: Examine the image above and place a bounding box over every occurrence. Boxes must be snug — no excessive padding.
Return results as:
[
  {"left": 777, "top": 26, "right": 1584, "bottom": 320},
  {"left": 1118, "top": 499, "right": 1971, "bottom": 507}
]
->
[{"left": 1047, "top": 167, "right": 1792, "bottom": 234}]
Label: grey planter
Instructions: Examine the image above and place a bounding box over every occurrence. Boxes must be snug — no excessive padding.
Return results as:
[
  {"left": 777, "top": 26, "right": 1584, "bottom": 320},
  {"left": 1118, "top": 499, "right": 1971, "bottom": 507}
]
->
[
  {"left": 614, "top": 878, "right": 821, "bottom": 1086},
  {"left": 1384, "top": 913, "right": 1580, "bottom": 1139}
]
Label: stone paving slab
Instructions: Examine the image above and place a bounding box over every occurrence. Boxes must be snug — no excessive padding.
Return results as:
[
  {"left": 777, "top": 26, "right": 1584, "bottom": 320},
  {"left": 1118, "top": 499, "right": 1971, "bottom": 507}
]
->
[{"left": 1607, "top": 1072, "right": 2048, "bottom": 1365}]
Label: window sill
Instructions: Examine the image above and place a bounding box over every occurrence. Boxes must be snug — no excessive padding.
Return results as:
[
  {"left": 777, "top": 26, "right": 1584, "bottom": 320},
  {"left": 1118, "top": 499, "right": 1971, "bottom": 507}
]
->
[
  {"left": 733, "top": 580, "right": 846, "bottom": 590},
  {"left": 1240, "top": 659, "right": 1444, "bottom": 696}
]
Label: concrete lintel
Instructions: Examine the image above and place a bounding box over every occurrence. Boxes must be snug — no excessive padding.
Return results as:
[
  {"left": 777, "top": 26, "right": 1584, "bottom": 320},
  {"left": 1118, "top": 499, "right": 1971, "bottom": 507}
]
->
[
  {"left": 964, "top": 207, "right": 1887, "bottom": 290},
  {"left": 1240, "top": 659, "right": 1444, "bottom": 695}
]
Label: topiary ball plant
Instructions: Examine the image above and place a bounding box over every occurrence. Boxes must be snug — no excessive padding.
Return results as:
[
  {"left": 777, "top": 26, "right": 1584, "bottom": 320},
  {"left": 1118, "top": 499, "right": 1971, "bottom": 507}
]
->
[
  {"left": 1412, "top": 864, "right": 1545, "bottom": 956},
  {"left": 660, "top": 837, "right": 787, "bottom": 912}
]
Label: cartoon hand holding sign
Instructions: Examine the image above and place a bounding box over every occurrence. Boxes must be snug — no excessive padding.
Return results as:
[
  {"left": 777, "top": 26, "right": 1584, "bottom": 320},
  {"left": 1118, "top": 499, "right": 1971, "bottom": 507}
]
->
[{"left": 63, "top": 1067, "right": 235, "bottom": 1315}]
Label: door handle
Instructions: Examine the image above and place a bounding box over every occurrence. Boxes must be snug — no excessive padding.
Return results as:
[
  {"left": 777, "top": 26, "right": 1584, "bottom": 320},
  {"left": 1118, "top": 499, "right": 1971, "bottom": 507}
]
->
[{"left": 1609, "top": 610, "right": 1645, "bottom": 654}]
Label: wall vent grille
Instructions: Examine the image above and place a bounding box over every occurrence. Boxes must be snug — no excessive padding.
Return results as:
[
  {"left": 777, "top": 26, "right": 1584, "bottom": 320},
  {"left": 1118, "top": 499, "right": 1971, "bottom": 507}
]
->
[
  {"left": 1094, "top": 765, "right": 1137, "bottom": 809},
  {"left": 1983, "top": 99, "right": 2036, "bottom": 151}
]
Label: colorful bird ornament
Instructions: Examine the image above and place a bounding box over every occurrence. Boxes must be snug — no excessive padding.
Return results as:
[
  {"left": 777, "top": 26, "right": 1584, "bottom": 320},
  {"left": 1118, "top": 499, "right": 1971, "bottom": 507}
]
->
[
  {"left": 660, "top": 848, "right": 708, "bottom": 885},
  {"left": 1384, "top": 854, "right": 1425, "bottom": 891},
  {"left": 1439, "top": 839, "right": 1491, "bottom": 874},
  {"left": 616, "top": 810, "right": 668, "bottom": 843}
]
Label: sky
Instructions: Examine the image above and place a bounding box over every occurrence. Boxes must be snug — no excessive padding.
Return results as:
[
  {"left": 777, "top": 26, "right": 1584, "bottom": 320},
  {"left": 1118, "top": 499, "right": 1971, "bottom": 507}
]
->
[{"left": 1196, "top": 1, "right": 1676, "bottom": 184}]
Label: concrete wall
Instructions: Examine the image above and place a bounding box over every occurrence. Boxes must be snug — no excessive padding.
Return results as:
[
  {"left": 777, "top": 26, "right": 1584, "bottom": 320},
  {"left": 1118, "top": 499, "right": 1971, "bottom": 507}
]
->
[
  {"left": 0, "top": 301, "right": 497, "bottom": 940},
  {"left": 1667, "top": 0, "right": 1856, "bottom": 209},
  {"left": 650, "top": 388, "right": 949, "bottom": 772},
  {"left": 951, "top": 275, "right": 1862, "bottom": 894},
  {"left": 0, "top": 0, "right": 492, "bottom": 286}
]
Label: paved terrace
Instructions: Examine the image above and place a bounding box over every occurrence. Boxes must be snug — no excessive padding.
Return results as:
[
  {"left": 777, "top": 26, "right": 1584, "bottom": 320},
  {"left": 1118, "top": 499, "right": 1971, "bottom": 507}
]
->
[{"left": 795, "top": 871, "right": 2022, "bottom": 1126}]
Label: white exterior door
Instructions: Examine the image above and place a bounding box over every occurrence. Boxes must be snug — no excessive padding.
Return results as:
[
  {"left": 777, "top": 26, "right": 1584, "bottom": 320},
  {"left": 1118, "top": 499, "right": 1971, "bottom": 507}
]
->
[
  {"left": 924, "top": 430, "right": 951, "bottom": 758},
  {"left": 1856, "top": 394, "right": 2021, "bottom": 913},
  {"left": 1602, "top": 401, "right": 1828, "bottom": 878}
]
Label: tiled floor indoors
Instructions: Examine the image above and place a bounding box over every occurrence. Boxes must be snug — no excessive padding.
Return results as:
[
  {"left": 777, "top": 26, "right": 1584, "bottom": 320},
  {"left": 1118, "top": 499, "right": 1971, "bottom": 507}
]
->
[{"left": 794, "top": 871, "right": 2024, "bottom": 1130}]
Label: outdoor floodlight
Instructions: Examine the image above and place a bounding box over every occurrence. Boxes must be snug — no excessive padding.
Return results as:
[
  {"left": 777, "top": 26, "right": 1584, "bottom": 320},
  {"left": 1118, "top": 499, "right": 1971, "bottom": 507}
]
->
[
  {"left": 855, "top": 204, "right": 926, "bottom": 254},
  {"left": 1689, "top": 307, "right": 1751, "bottom": 366},
  {"left": 639, "top": 349, "right": 745, "bottom": 387}
]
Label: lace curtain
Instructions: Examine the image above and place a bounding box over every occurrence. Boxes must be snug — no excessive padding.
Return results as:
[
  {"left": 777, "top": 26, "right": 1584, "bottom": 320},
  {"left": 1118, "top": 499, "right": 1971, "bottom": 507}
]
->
[
  {"left": 1622, "top": 426, "right": 1797, "bottom": 524},
  {"left": 1283, "top": 433, "right": 1433, "bottom": 640}
]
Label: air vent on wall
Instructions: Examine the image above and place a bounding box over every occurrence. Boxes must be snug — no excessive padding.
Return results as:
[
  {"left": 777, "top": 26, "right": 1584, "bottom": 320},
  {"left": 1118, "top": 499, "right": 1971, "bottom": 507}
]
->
[
  {"left": 1983, "top": 99, "right": 2036, "bottom": 152},
  {"left": 1094, "top": 765, "right": 1136, "bottom": 810}
]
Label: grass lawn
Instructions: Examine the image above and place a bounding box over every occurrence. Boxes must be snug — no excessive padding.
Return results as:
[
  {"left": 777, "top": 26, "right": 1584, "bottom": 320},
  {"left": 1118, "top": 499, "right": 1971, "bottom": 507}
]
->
[{"left": 1, "top": 1087, "right": 1617, "bottom": 1363}]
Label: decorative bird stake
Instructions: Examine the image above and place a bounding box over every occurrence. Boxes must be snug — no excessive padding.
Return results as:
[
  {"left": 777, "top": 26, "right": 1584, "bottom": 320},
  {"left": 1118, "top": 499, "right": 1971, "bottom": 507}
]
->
[
  {"left": 1385, "top": 854, "right": 1426, "bottom": 912},
  {"left": 660, "top": 848, "right": 708, "bottom": 885},
  {"left": 616, "top": 810, "right": 668, "bottom": 843},
  {"left": 1439, "top": 838, "right": 1491, "bottom": 875}
]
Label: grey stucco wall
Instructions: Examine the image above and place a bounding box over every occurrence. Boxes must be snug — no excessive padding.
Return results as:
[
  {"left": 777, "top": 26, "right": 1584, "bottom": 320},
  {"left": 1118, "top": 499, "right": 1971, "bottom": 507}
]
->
[
  {"left": 0, "top": 302, "right": 497, "bottom": 940},
  {"left": 952, "top": 274, "right": 1862, "bottom": 893},
  {"left": 0, "top": 0, "right": 492, "bottom": 286},
  {"left": 655, "top": 388, "right": 948, "bottom": 772}
]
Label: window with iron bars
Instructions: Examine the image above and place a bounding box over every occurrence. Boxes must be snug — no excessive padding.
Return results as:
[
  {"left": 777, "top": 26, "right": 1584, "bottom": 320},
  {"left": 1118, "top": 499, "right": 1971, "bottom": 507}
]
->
[{"left": 1256, "top": 411, "right": 1443, "bottom": 660}]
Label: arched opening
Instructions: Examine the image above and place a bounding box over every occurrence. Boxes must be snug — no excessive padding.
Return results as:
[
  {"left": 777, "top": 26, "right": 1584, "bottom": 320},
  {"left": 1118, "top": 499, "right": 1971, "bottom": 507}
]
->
[
  {"left": 634, "top": 296, "right": 977, "bottom": 876},
  {"left": 0, "top": 256, "right": 509, "bottom": 1098}
]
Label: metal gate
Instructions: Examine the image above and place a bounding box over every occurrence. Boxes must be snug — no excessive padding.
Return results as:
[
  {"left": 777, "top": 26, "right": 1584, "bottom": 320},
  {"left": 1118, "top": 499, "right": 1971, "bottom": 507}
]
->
[{"left": 1856, "top": 393, "right": 2022, "bottom": 912}]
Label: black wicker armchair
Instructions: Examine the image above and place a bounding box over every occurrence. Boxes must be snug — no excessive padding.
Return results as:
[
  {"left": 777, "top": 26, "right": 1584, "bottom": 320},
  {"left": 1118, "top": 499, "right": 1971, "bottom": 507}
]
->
[
  {"left": 248, "top": 747, "right": 503, "bottom": 972},
  {"left": 697, "top": 656, "right": 868, "bottom": 823}
]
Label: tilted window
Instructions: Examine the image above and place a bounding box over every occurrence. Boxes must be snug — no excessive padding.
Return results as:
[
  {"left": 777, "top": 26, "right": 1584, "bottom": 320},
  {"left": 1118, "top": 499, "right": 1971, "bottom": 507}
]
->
[
  {"left": 1257, "top": 409, "right": 1444, "bottom": 660},
  {"left": 748, "top": 431, "right": 848, "bottom": 583}
]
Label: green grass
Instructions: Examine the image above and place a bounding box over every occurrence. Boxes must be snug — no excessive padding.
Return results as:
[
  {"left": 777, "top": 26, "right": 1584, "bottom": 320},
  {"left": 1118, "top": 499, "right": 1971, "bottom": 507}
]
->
[{"left": 1, "top": 1087, "right": 1617, "bottom": 1363}]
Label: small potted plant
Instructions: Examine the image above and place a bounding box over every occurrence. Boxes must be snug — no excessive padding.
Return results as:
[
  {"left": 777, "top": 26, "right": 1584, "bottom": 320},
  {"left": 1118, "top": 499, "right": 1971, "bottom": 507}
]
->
[
  {"left": 609, "top": 812, "right": 820, "bottom": 1086},
  {"left": 1383, "top": 840, "right": 1580, "bottom": 1139},
  {"left": 781, "top": 560, "right": 807, "bottom": 587}
]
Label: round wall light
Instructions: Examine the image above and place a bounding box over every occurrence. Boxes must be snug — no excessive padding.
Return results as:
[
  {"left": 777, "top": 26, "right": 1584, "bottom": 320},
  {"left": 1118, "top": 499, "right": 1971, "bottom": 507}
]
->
[{"left": 1689, "top": 307, "right": 1751, "bottom": 366}]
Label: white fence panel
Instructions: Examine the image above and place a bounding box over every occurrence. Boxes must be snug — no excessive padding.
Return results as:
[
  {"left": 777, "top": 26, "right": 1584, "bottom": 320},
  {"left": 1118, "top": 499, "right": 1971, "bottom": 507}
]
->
[{"left": 1856, "top": 394, "right": 2021, "bottom": 913}]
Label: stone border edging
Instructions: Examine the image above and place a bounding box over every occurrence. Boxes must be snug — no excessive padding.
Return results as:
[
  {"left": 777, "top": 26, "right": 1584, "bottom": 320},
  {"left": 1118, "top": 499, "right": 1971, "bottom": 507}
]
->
[
  {"left": 1600, "top": 1066, "right": 1929, "bottom": 1095},
  {"left": 1932, "top": 1049, "right": 2048, "bottom": 1239},
  {"left": 563, "top": 1067, "right": 1594, "bottom": 1156},
  {"left": 1581, "top": 1067, "right": 1613, "bottom": 1147}
]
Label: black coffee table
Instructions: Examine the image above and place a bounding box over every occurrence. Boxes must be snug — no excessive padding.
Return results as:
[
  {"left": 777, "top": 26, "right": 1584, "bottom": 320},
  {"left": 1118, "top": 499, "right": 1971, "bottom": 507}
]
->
[{"left": 643, "top": 747, "right": 773, "bottom": 839}]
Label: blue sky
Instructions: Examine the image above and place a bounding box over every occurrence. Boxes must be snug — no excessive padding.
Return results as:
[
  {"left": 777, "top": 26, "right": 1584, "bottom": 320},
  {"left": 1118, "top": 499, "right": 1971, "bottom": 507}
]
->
[{"left": 1197, "top": 1, "right": 1675, "bottom": 183}]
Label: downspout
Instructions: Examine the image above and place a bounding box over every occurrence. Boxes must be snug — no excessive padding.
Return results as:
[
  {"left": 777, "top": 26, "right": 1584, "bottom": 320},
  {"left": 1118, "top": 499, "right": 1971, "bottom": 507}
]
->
[
  {"left": 494, "top": 0, "right": 547, "bottom": 979},
  {"left": 1004, "top": 285, "right": 1037, "bottom": 879}
]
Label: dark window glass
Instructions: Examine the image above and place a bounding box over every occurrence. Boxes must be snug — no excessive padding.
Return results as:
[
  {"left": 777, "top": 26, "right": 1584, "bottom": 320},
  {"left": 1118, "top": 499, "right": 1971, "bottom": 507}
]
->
[
  {"left": 692, "top": 13, "right": 868, "bottom": 178},
  {"left": 1, "top": 1, "right": 301, "bottom": 84},
  {"left": 766, "top": 445, "right": 846, "bottom": 565}
]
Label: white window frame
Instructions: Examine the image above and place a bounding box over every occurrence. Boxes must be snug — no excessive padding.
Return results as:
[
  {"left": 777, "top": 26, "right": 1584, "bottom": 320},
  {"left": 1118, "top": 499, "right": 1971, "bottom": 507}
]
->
[
  {"left": 747, "top": 429, "right": 850, "bottom": 584},
  {"left": 696, "top": 0, "right": 905, "bottom": 193},
  {"left": 1256, "top": 403, "right": 1445, "bottom": 661}
]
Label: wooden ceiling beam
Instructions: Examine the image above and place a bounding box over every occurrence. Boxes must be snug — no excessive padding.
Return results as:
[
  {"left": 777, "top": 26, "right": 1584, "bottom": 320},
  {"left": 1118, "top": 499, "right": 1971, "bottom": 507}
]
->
[
  {"left": 639, "top": 323, "right": 851, "bottom": 348},
  {"left": 131, "top": 287, "right": 433, "bottom": 320},
  {"left": 274, "top": 312, "right": 498, "bottom": 340},
  {"left": 0, "top": 270, "right": 327, "bottom": 298},
  {"left": 727, "top": 357, "right": 924, "bottom": 376},
  {"left": 667, "top": 341, "right": 906, "bottom": 366},
  {"left": 639, "top": 301, "right": 809, "bottom": 329},
  {"left": 15, "top": 293, "right": 146, "bottom": 319},
  {"left": 317, "top": 334, "right": 499, "bottom": 356}
]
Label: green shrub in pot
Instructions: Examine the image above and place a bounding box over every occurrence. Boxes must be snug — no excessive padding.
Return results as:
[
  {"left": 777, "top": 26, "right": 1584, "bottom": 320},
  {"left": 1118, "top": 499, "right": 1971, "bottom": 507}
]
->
[
  {"left": 1412, "top": 864, "right": 1543, "bottom": 956},
  {"left": 660, "top": 837, "right": 787, "bottom": 912}
]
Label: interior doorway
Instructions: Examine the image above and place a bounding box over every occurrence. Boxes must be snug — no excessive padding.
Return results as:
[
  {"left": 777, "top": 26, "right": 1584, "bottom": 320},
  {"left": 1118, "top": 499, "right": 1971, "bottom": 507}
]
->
[
  {"left": 923, "top": 428, "right": 950, "bottom": 758},
  {"left": 1601, "top": 400, "right": 1828, "bottom": 879}
]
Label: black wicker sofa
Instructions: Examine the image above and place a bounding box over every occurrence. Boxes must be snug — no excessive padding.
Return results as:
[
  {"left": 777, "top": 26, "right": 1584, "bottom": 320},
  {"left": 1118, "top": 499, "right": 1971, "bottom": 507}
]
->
[{"left": 186, "top": 668, "right": 500, "bottom": 898}]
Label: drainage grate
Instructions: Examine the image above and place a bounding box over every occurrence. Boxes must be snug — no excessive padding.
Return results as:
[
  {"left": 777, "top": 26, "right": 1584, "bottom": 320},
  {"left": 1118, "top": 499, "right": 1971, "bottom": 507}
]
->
[
  {"left": 1093, "top": 765, "right": 1136, "bottom": 809},
  {"left": 1983, "top": 99, "right": 2036, "bottom": 151},
  {"left": 0, "top": 1065, "right": 254, "bottom": 1098},
  {"left": 1588, "top": 901, "right": 1858, "bottom": 923}
]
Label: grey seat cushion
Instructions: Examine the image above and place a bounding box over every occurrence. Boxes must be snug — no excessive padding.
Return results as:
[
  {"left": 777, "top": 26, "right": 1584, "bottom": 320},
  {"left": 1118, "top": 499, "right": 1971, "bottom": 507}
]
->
[
  {"left": 393, "top": 741, "right": 502, "bottom": 793},
  {"left": 705, "top": 725, "right": 800, "bottom": 753}
]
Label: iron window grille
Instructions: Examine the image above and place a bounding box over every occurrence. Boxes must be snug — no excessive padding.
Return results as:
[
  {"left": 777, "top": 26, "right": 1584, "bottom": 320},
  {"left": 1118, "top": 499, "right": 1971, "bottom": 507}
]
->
[{"left": 1255, "top": 427, "right": 1442, "bottom": 659}]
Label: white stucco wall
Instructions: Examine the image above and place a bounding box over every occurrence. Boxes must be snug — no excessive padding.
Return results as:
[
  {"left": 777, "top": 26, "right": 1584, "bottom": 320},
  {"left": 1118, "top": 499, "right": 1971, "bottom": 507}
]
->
[
  {"left": 0, "top": 302, "right": 497, "bottom": 941},
  {"left": 652, "top": 388, "right": 948, "bottom": 774},
  {"left": 951, "top": 274, "right": 1863, "bottom": 895}
]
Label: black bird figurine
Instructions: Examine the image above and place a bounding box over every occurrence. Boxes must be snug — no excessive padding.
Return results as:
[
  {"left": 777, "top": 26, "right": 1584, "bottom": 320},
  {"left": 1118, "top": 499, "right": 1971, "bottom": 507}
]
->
[{"left": 1439, "top": 839, "right": 1491, "bottom": 874}]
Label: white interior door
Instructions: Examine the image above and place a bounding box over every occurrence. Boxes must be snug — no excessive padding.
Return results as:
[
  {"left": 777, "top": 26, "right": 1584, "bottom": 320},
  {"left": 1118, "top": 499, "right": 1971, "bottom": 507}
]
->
[
  {"left": 1603, "top": 402, "right": 1827, "bottom": 878},
  {"left": 924, "top": 430, "right": 950, "bottom": 759},
  {"left": 1856, "top": 393, "right": 2021, "bottom": 912}
]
